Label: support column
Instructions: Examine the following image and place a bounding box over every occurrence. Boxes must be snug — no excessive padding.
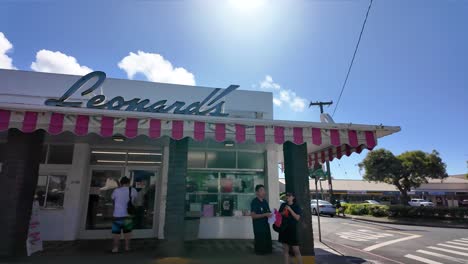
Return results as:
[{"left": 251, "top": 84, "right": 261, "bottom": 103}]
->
[
  {"left": 0, "top": 129, "right": 44, "bottom": 257},
  {"left": 163, "top": 138, "right": 188, "bottom": 255},
  {"left": 283, "top": 142, "right": 315, "bottom": 262},
  {"left": 265, "top": 144, "right": 280, "bottom": 240},
  {"left": 63, "top": 143, "right": 90, "bottom": 240}
]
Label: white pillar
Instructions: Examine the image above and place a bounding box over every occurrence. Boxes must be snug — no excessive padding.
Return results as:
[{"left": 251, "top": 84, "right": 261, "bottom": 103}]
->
[
  {"left": 63, "top": 143, "right": 90, "bottom": 241},
  {"left": 157, "top": 144, "right": 170, "bottom": 239},
  {"left": 265, "top": 144, "right": 280, "bottom": 239}
]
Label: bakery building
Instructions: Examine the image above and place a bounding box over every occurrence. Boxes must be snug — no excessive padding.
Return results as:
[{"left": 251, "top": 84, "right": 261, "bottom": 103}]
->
[{"left": 0, "top": 69, "right": 400, "bottom": 252}]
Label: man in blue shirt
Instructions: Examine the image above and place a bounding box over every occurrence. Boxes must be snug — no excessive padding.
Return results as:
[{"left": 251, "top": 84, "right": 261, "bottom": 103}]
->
[{"left": 250, "top": 184, "right": 272, "bottom": 254}]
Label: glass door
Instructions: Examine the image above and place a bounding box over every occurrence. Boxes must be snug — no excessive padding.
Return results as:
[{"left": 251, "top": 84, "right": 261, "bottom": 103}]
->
[
  {"left": 81, "top": 166, "right": 160, "bottom": 239},
  {"left": 85, "top": 168, "right": 124, "bottom": 231},
  {"left": 127, "top": 168, "right": 160, "bottom": 232}
]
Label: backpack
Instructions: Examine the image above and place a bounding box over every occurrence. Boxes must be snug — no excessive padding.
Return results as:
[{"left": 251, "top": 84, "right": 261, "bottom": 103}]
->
[{"left": 127, "top": 187, "right": 136, "bottom": 215}]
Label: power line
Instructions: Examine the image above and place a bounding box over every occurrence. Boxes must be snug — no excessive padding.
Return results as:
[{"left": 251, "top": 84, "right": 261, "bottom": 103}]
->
[{"left": 332, "top": 0, "right": 374, "bottom": 117}]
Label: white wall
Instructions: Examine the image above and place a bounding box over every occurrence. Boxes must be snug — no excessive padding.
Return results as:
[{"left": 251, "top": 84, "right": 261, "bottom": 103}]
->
[{"left": 0, "top": 69, "right": 273, "bottom": 119}]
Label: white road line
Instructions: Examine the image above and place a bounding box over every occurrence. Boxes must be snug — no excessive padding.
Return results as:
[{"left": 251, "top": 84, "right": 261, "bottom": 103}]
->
[
  {"left": 428, "top": 246, "right": 468, "bottom": 257},
  {"left": 345, "top": 231, "right": 389, "bottom": 239},
  {"left": 336, "top": 233, "right": 369, "bottom": 241},
  {"left": 417, "top": 250, "right": 468, "bottom": 264},
  {"left": 454, "top": 240, "right": 468, "bottom": 244},
  {"left": 404, "top": 254, "right": 443, "bottom": 264},
  {"left": 343, "top": 222, "right": 418, "bottom": 236},
  {"left": 438, "top": 243, "right": 468, "bottom": 251},
  {"left": 446, "top": 241, "right": 468, "bottom": 246},
  {"left": 363, "top": 235, "right": 421, "bottom": 252},
  {"left": 356, "top": 230, "right": 394, "bottom": 237}
]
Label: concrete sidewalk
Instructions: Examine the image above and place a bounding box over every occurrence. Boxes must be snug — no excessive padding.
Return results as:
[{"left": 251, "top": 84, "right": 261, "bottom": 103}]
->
[{"left": 1, "top": 239, "right": 366, "bottom": 264}]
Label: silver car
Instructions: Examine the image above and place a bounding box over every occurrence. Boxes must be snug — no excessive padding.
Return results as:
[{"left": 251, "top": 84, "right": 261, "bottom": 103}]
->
[{"left": 311, "top": 199, "right": 336, "bottom": 217}]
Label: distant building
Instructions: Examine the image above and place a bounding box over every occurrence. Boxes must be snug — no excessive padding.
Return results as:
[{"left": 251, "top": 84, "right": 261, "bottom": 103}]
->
[{"left": 279, "top": 176, "right": 468, "bottom": 207}]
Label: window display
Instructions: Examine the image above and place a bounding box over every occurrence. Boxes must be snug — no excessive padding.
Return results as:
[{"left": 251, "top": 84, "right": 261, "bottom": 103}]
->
[
  {"left": 35, "top": 174, "right": 67, "bottom": 208},
  {"left": 185, "top": 171, "right": 264, "bottom": 217}
]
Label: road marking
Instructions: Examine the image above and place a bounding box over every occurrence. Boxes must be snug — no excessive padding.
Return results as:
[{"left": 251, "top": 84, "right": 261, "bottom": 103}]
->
[
  {"left": 446, "top": 241, "right": 468, "bottom": 246},
  {"left": 417, "top": 250, "right": 468, "bottom": 264},
  {"left": 438, "top": 243, "right": 468, "bottom": 251},
  {"left": 357, "top": 229, "right": 394, "bottom": 237},
  {"left": 363, "top": 235, "right": 421, "bottom": 252},
  {"left": 428, "top": 246, "right": 468, "bottom": 257},
  {"left": 322, "top": 238, "right": 405, "bottom": 264},
  {"left": 344, "top": 222, "right": 418, "bottom": 236},
  {"left": 454, "top": 239, "right": 468, "bottom": 244},
  {"left": 337, "top": 229, "right": 395, "bottom": 242},
  {"left": 404, "top": 254, "right": 443, "bottom": 264}
]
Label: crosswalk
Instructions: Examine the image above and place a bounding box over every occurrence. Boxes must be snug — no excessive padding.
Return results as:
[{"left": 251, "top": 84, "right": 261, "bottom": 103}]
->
[
  {"left": 404, "top": 237, "right": 468, "bottom": 264},
  {"left": 336, "top": 229, "right": 394, "bottom": 242}
]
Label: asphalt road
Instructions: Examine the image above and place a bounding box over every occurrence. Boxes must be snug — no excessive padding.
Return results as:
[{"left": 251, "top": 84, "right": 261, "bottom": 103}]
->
[{"left": 312, "top": 215, "right": 468, "bottom": 264}]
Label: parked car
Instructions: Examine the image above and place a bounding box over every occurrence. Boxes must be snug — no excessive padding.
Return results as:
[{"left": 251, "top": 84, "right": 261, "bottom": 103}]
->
[
  {"left": 311, "top": 199, "right": 336, "bottom": 217},
  {"left": 460, "top": 200, "right": 468, "bottom": 207},
  {"left": 408, "top": 199, "right": 435, "bottom": 207},
  {"left": 363, "top": 200, "right": 381, "bottom": 205}
]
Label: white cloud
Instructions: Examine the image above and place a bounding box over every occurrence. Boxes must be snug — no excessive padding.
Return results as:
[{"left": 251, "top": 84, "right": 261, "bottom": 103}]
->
[
  {"left": 31, "top": 50, "right": 93, "bottom": 75},
  {"left": 0, "top": 32, "right": 17, "bottom": 70},
  {"left": 260, "top": 75, "right": 280, "bottom": 90},
  {"left": 257, "top": 75, "right": 307, "bottom": 112},
  {"left": 118, "top": 51, "right": 195, "bottom": 86},
  {"left": 273, "top": 98, "right": 282, "bottom": 106}
]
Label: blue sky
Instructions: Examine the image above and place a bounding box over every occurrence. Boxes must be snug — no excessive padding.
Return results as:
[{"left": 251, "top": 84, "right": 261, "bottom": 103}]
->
[{"left": 0, "top": 0, "right": 467, "bottom": 178}]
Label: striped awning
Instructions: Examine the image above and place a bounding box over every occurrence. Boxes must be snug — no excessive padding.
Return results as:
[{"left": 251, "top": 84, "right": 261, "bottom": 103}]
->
[{"left": 0, "top": 107, "right": 400, "bottom": 167}]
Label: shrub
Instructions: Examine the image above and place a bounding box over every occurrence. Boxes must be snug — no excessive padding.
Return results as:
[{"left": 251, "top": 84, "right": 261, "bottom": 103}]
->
[
  {"left": 388, "top": 205, "right": 468, "bottom": 219},
  {"left": 344, "top": 203, "right": 389, "bottom": 217},
  {"left": 369, "top": 205, "right": 389, "bottom": 217},
  {"left": 343, "top": 204, "right": 468, "bottom": 219}
]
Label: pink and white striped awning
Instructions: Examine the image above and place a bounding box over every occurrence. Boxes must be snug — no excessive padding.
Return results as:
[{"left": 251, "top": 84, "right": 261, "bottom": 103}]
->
[{"left": 0, "top": 108, "right": 400, "bottom": 166}]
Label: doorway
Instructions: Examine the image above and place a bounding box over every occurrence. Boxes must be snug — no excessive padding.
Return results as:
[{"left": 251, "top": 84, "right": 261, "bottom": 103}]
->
[{"left": 80, "top": 160, "right": 162, "bottom": 239}]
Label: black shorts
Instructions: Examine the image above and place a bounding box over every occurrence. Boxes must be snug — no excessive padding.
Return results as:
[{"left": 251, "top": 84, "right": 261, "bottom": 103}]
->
[{"left": 278, "top": 226, "right": 299, "bottom": 246}]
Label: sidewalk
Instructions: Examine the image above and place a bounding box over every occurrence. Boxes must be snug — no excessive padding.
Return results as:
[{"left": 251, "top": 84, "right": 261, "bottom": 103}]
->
[
  {"left": 2, "top": 239, "right": 365, "bottom": 264},
  {"left": 349, "top": 215, "right": 468, "bottom": 229}
]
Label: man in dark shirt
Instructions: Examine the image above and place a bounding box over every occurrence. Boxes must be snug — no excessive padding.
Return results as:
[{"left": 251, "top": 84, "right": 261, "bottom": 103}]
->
[{"left": 250, "top": 184, "right": 272, "bottom": 254}]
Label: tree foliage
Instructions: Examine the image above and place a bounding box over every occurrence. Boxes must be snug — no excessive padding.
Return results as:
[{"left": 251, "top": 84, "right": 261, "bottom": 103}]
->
[{"left": 358, "top": 149, "right": 448, "bottom": 203}]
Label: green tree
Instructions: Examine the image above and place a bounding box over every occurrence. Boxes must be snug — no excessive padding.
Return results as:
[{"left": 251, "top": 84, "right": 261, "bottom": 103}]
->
[{"left": 358, "top": 149, "right": 447, "bottom": 205}]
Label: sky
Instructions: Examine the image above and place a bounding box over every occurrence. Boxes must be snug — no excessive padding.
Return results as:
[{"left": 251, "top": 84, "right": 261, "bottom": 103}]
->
[{"left": 0, "top": 0, "right": 467, "bottom": 178}]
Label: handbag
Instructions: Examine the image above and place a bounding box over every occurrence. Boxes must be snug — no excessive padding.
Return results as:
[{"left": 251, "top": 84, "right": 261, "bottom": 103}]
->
[
  {"left": 272, "top": 206, "right": 288, "bottom": 233},
  {"left": 127, "top": 187, "right": 136, "bottom": 216}
]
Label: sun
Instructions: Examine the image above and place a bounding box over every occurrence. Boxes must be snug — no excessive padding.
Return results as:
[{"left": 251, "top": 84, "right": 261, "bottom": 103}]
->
[{"left": 228, "top": 0, "right": 267, "bottom": 12}]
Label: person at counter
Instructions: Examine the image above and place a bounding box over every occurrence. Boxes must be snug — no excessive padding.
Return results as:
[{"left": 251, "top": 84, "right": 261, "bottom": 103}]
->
[{"left": 250, "top": 184, "right": 272, "bottom": 255}]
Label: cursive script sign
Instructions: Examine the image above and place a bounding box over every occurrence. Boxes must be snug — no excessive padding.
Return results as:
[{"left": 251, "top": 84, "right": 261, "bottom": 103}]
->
[{"left": 45, "top": 71, "right": 239, "bottom": 117}]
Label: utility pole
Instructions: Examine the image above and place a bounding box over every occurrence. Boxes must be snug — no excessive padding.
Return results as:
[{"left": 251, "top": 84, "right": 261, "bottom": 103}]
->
[{"left": 309, "top": 101, "right": 335, "bottom": 202}]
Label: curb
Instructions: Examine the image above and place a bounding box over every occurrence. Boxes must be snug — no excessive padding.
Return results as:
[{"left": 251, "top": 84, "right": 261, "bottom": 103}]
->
[{"left": 349, "top": 216, "right": 468, "bottom": 229}]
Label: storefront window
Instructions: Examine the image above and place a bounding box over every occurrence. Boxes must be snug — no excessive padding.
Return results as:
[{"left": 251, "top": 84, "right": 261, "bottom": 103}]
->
[
  {"left": 39, "top": 144, "right": 74, "bottom": 164},
  {"left": 238, "top": 152, "right": 264, "bottom": 169},
  {"left": 206, "top": 151, "right": 236, "bottom": 168},
  {"left": 35, "top": 174, "right": 67, "bottom": 208},
  {"left": 90, "top": 150, "right": 162, "bottom": 166},
  {"left": 48, "top": 145, "right": 75, "bottom": 164},
  {"left": 188, "top": 151, "right": 205, "bottom": 168},
  {"left": 186, "top": 171, "right": 264, "bottom": 217},
  {"left": 188, "top": 149, "right": 265, "bottom": 170}
]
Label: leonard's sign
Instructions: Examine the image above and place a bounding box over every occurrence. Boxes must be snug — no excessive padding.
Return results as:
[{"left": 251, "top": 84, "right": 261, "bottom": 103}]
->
[{"left": 45, "top": 71, "right": 239, "bottom": 117}]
